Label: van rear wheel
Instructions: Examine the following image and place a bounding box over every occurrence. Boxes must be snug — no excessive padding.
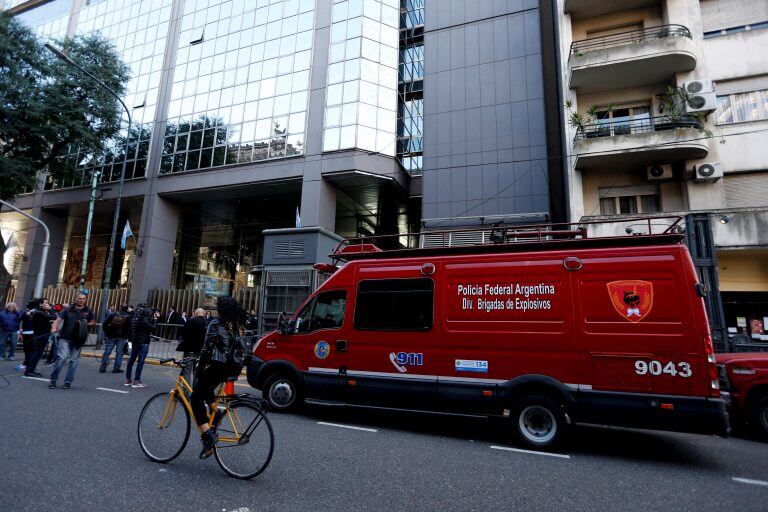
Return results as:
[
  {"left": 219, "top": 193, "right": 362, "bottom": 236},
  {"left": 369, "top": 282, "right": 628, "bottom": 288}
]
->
[
  {"left": 263, "top": 373, "right": 301, "bottom": 413},
  {"left": 510, "top": 395, "right": 567, "bottom": 449}
]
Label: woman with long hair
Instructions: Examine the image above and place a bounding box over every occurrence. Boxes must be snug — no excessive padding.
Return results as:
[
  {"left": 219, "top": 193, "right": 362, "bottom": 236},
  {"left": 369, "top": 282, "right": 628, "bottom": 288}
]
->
[{"left": 190, "top": 296, "right": 247, "bottom": 458}]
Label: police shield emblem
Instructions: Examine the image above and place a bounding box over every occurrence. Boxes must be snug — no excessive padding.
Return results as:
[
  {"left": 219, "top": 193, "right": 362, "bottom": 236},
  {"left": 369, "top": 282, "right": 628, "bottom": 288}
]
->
[{"left": 607, "top": 280, "right": 653, "bottom": 322}]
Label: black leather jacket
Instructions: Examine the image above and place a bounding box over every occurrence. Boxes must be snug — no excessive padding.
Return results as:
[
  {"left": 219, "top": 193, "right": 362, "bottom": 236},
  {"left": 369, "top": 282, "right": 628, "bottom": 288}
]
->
[
  {"left": 200, "top": 320, "right": 243, "bottom": 366},
  {"left": 130, "top": 314, "right": 157, "bottom": 345}
]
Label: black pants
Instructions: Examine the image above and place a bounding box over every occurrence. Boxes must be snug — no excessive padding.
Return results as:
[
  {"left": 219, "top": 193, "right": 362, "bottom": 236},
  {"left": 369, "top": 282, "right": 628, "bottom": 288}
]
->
[{"left": 190, "top": 361, "right": 232, "bottom": 426}]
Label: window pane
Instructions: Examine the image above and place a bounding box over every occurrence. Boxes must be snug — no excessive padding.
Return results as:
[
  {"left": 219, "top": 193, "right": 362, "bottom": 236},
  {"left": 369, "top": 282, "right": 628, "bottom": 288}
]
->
[
  {"left": 599, "top": 197, "right": 617, "bottom": 215},
  {"left": 619, "top": 196, "right": 638, "bottom": 214},
  {"left": 641, "top": 194, "right": 660, "bottom": 213},
  {"left": 354, "top": 278, "right": 434, "bottom": 331}
]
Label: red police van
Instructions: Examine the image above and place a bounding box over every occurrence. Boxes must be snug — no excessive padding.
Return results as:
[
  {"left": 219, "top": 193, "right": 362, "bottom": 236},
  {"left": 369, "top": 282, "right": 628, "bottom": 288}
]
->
[{"left": 247, "top": 218, "right": 729, "bottom": 448}]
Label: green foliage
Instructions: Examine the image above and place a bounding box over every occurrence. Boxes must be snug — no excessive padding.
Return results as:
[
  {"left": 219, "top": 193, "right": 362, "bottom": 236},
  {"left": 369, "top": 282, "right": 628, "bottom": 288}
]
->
[{"left": 0, "top": 13, "right": 130, "bottom": 200}]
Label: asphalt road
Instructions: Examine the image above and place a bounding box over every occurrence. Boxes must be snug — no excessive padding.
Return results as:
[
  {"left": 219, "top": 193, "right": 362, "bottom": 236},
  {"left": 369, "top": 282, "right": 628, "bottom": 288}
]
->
[{"left": 1, "top": 355, "right": 767, "bottom": 512}]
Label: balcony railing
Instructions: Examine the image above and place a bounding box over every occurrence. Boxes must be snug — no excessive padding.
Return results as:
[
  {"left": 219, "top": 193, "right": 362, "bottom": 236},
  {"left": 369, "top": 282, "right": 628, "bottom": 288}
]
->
[
  {"left": 574, "top": 115, "right": 703, "bottom": 141},
  {"left": 570, "top": 24, "right": 692, "bottom": 56}
]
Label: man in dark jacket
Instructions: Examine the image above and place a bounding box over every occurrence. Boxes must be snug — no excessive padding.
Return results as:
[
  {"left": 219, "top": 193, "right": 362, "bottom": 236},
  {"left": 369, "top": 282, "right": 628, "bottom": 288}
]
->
[
  {"left": 49, "top": 293, "right": 96, "bottom": 389},
  {"left": 0, "top": 302, "right": 23, "bottom": 360},
  {"left": 24, "top": 298, "right": 56, "bottom": 377},
  {"left": 99, "top": 304, "right": 131, "bottom": 373},
  {"left": 125, "top": 304, "right": 158, "bottom": 388},
  {"left": 177, "top": 308, "right": 208, "bottom": 384}
]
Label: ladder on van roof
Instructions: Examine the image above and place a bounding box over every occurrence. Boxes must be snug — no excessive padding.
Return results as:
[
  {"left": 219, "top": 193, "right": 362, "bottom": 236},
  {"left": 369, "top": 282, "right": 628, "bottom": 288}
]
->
[{"left": 330, "top": 215, "right": 686, "bottom": 262}]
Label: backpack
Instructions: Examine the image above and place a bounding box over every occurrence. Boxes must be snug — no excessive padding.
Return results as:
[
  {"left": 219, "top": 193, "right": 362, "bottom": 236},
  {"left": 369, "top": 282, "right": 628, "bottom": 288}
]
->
[{"left": 104, "top": 313, "right": 127, "bottom": 338}]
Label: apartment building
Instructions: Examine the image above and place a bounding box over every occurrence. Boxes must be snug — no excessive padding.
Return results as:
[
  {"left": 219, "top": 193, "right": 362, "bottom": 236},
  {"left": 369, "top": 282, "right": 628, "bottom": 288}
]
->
[
  {"left": 556, "top": 0, "right": 768, "bottom": 346},
  {"left": 1, "top": 0, "right": 565, "bottom": 328}
]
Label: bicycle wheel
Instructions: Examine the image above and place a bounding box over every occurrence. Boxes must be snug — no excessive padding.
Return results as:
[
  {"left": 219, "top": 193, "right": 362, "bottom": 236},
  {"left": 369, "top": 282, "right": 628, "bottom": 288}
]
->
[
  {"left": 138, "top": 392, "right": 191, "bottom": 463},
  {"left": 214, "top": 402, "right": 274, "bottom": 479}
]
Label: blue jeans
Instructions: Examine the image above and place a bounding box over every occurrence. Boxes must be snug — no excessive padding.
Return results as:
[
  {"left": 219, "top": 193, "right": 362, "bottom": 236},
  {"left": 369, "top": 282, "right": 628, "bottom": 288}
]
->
[
  {"left": 50, "top": 339, "right": 82, "bottom": 384},
  {"left": 1, "top": 331, "right": 19, "bottom": 359},
  {"left": 126, "top": 343, "right": 149, "bottom": 382},
  {"left": 100, "top": 337, "right": 127, "bottom": 371}
]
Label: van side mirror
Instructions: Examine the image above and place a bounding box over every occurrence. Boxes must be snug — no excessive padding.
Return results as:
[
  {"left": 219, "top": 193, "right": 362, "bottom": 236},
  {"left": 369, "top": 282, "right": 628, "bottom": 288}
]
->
[{"left": 277, "top": 312, "right": 291, "bottom": 335}]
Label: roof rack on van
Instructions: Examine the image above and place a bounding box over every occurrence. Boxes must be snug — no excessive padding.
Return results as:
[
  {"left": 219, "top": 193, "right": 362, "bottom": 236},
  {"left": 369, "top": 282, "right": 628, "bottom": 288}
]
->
[{"left": 330, "top": 215, "right": 685, "bottom": 262}]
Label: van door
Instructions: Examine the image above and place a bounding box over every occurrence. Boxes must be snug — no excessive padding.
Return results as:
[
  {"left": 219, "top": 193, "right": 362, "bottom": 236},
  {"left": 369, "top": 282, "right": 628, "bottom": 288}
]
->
[
  {"left": 292, "top": 289, "right": 350, "bottom": 401},
  {"left": 347, "top": 275, "right": 438, "bottom": 409},
  {"left": 572, "top": 247, "right": 700, "bottom": 397}
]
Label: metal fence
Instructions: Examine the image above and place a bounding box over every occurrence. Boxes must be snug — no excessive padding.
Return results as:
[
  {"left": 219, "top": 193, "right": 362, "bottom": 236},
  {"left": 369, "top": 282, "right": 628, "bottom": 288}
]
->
[
  {"left": 570, "top": 24, "right": 692, "bottom": 55},
  {"left": 146, "top": 287, "right": 261, "bottom": 318},
  {"left": 574, "top": 115, "right": 703, "bottom": 141}
]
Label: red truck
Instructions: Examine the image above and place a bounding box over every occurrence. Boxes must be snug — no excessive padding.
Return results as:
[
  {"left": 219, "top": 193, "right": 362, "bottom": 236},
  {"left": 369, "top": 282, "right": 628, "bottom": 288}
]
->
[
  {"left": 247, "top": 219, "right": 729, "bottom": 448},
  {"left": 717, "top": 352, "right": 768, "bottom": 439}
]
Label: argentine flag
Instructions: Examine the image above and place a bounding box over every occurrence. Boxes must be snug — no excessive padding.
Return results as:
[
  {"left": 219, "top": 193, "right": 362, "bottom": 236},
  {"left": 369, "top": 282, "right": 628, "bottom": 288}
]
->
[{"left": 121, "top": 220, "right": 134, "bottom": 249}]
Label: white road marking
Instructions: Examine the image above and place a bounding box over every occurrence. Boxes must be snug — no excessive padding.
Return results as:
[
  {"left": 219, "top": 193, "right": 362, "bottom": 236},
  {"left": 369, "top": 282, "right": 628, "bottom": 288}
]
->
[
  {"left": 22, "top": 376, "right": 49, "bottom": 382},
  {"left": 96, "top": 387, "right": 129, "bottom": 394},
  {"left": 317, "top": 421, "right": 378, "bottom": 432},
  {"left": 732, "top": 477, "right": 768, "bottom": 487},
  {"left": 490, "top": 445, "right": 571, "bottom": 459}
]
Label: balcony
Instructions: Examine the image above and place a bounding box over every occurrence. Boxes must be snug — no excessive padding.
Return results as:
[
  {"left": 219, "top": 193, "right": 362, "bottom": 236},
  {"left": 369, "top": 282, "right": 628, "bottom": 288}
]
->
[
  {"left": 569, "top": 25, "right": 697, "bottom": 93},
  {"left": 564, "top": 0, "right": 660, "bottom": 20},
  {"left": 573, "top": 116, "right": 710, "bottom": 171}
]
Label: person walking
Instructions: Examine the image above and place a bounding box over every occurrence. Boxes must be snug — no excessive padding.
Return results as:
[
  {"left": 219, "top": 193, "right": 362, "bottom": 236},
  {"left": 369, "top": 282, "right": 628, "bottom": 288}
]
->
[
  {"left": 0, "top": 302, "right": 23, "bottom": 361},
  {"left": 23, "top": 298, "right": 56, "bottom": 377},
  {"left": 177, "top": 308, "right": 207, "bottom": 385},
  {"left": 125, "top": 304, "right": 158, "bottom": 389},
  {"left": 49, "top": 293, "right": 95, "bottom": 389},
  {"left": 99, "top": 304, "right": 131, "bottom": 373}
]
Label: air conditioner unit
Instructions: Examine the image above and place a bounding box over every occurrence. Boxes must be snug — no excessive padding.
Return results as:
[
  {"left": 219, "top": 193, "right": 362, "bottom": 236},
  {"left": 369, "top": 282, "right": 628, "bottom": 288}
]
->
[
  {"left": 684, "top": 79, "right": 717, "bottom": 114},
  {"left": 646, "top": 164, "right": 673, "bottom": 181},
  {"left": 694, "top": 162, "right": 723, "bottom": 182},
  {"left": 684, "top": 79, "right": 715, "bottom": 95}
]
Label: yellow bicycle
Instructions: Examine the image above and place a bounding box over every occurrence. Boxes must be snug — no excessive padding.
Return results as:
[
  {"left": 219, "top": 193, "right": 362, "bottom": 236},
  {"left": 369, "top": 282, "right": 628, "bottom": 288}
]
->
[{"left": 137, "top": 356, "right": 274, "bottom": 479}]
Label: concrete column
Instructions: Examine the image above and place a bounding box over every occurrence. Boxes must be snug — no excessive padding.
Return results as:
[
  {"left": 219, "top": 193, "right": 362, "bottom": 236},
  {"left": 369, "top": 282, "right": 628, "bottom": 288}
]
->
[
  {"left": 300, "top": 177, "right": 337, "bottom": 231},
  {"left": 129, "top": 195, "right": 180, "bottom": 304},
  {"left": 14, "top": 207, "right": 68, "bottom": 305},
  {"left": 299, "top": 0, "right": 337, "bottom": 231}
]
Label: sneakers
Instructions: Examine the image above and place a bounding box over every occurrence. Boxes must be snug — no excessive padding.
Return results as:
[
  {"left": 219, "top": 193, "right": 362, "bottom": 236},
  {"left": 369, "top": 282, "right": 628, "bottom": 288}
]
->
[
  {"left": 124, "top": 379, "right": 133, "bottom": 387},
  {"left": 24, "top": 371, "right": 42, "bottom": 377},
  {"left": 99, "top": 367, "right": 106, "bottom": 373},
  {"left": 15, "top": 364, "right": 26, "bottom": 372},
  {"left": 112, "top": 368, "right": 124, "bottom": 373},
  {"left": 62, "top": 382, "right": 71, "bottom": 389},
  {"left": 49, "top": 382, "right": 56, "bottom": 389},
  {"left": 199, "top": 430, "right": 218, "bottom": 459},
  {"left": 8, "top": 356, "right": 14, "bottom": 361},
  {"left": 131, "top": 381, "right": 147, "bottom": 389}
]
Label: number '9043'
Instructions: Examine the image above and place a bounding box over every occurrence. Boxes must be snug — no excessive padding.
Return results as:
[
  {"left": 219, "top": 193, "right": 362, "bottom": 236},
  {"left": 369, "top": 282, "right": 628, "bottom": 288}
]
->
[{"left": 635, "top": 360, "right": 692, "bottom": 378}]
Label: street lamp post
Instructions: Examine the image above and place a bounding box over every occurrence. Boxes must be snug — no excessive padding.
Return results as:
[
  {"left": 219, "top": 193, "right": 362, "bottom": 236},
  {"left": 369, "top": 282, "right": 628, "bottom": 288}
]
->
[
  {"left": 45, "top": 43, "right": 132, "bottom": 328},
  {"left": 0, "top": 200, "right": 50, "bottom": 299}
]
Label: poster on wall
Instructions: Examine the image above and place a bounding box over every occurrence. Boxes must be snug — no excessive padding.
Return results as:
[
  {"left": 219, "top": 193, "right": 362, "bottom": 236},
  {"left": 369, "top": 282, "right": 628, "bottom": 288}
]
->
[
  {"left": 737, "top": 317, "right": 747, "bottom": 328},
  {"left": 62, "top": 249, "right": 83, "bottom": 286},
  {"left": 750, "top": 319, "right": 764, "bottom": 339}
]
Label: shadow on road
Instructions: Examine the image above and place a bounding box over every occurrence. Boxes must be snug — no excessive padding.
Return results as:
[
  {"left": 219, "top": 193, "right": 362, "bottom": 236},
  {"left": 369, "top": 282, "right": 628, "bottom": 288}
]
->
[{"left": 290, "top": 403, "right": 723, "bottom": 467}]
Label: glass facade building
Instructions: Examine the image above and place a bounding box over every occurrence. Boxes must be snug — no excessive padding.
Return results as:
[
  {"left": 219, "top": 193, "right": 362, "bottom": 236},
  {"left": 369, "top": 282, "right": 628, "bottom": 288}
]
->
[{"left": 3, "top": 0, "right": 564, "bottom": 313}]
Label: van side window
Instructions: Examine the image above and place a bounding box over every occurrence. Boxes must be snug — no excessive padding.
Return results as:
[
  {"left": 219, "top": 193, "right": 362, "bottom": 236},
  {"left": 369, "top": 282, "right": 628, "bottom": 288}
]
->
[
  {"left": 295, "top": 290, "right": 347, "bottom": 334},
  {"left": 354, "top": 278, "right": 434, "bottom": 331}
]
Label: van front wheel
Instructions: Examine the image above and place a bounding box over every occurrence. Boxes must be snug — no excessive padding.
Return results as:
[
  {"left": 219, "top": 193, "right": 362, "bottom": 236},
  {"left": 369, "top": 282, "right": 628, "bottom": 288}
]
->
[
  {"left": 510, "top": 395, "right": 567, "bottom": 449},
  {"left": 751, "top": 396, "right": 768, "bottom": 439},
  {"left": 263, "top": 373, "right": 301, "bottom": 413}
]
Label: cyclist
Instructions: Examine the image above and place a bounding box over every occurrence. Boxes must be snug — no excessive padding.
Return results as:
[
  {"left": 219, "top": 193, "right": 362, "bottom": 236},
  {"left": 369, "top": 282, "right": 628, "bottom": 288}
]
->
[{"left": 190, "top": 296, "right": 247, "bottom": 459}]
